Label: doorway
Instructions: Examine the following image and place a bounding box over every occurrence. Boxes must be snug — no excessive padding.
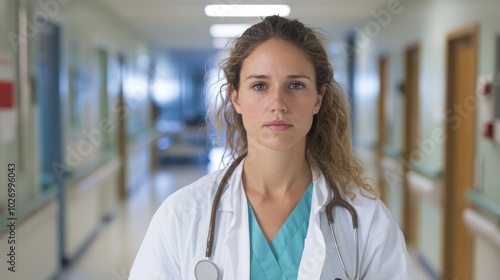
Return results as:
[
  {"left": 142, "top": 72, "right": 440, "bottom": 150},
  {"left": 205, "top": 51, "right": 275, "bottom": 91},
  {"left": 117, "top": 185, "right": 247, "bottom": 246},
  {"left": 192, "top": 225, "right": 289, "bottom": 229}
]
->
[
  {"left": 36, "top": 23, "right": 62, "bottom": 186},
  {"left": 403, "top": 43, "right": 421, "bottom": 247},
  {"left": 35, "top": 21, "right": 66, "bottom": 265},
  {"left": 443, "top": 25, "right": 477, "bottom": 280}
]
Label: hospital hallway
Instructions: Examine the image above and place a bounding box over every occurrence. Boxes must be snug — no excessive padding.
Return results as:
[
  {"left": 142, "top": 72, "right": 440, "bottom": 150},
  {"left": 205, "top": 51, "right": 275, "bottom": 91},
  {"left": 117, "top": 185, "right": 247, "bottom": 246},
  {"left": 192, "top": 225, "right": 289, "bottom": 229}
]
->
[{"left": 1, "top": 0, "right": 500, "bottom": 280}]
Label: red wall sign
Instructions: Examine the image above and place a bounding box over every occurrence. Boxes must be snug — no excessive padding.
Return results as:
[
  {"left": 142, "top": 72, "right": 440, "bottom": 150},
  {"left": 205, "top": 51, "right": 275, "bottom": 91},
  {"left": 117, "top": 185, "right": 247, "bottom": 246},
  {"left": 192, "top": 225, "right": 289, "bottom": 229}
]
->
[{"left": 0, "top": 81, "right": 14, "bottom": 109}]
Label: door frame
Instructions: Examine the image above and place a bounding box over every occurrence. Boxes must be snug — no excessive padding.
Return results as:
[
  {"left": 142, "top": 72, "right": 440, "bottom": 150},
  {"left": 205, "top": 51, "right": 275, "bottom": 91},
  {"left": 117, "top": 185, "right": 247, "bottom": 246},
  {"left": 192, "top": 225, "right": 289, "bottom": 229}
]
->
[
  {"left": 377, "top": 56, "right": 389, "bottom": 204},
  {"left": 403, "top": 42, "right": 421, "bottom": 247},
  {"left": 443, "top": 24, "right": 478, "bottom": 280},
  {"left": 117, "top": 54, "right": 128, "bottom": 199}
]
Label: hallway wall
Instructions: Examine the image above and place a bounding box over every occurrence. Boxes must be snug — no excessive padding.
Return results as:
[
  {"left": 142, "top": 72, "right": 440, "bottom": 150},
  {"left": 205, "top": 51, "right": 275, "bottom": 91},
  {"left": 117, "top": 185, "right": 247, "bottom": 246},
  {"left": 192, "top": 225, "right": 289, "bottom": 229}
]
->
[
  {"left": 352, "top": 0, "right": 500, "bottom": 278},
  {"left": 0, "top": 0, "right": 157, "bottom": 218},
  {"left": 0, "top": 0, "right": 179, "bottom": 279}
]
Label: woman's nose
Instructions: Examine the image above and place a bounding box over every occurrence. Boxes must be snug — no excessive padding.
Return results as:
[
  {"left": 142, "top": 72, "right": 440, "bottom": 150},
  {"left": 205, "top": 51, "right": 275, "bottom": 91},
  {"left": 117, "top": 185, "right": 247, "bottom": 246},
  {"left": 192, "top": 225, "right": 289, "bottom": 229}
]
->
[{"left": 270, "top": 87, "right": 288, "bottom": 113}]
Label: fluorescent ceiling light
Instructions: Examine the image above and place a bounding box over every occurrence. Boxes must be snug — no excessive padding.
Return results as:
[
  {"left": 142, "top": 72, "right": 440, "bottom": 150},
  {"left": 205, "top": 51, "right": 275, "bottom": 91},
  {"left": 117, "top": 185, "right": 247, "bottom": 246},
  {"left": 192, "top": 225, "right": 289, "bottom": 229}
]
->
[
  {"left": 210, "top": 24, "right": 252, "bottom": 38},
  {"left": 205, "top": 5, "right": 290, "bottom": 17}
]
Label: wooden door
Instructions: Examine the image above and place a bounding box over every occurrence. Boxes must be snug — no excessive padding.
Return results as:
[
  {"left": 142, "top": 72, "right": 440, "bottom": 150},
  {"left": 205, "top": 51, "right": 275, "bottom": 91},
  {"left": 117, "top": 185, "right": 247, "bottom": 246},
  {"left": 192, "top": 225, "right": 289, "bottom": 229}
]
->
[
  {"left": 443, "top": 25, "right": 477, "bottom": 280},
  {"left": 403, "top": 44, "right": 421, "bottom": 247},
  {"left": 377, "top": 57, "right": 389, "bottom": 203}
]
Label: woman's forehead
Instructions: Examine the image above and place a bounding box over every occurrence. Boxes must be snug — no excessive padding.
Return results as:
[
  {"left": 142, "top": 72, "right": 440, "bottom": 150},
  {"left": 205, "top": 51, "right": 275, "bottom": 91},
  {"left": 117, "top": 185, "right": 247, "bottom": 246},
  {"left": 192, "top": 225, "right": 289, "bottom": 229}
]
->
[{"left": 240, "top": 39, "right": 315, "bottom": 79}]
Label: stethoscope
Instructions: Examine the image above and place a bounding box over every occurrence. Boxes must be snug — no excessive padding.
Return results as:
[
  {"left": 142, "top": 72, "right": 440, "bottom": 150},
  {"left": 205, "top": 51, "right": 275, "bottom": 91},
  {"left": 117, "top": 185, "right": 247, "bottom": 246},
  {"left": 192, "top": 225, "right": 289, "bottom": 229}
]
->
[{"left": 194, "top": 154, "right": 360, "bottom": 280}]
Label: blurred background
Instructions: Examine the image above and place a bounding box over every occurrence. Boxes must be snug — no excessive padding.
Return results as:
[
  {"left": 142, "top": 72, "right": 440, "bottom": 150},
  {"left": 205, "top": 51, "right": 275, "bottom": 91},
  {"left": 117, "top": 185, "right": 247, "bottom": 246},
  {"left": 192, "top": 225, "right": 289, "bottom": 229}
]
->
[{"left": 0, "top": 0, "right": 500, "bottom": 279}]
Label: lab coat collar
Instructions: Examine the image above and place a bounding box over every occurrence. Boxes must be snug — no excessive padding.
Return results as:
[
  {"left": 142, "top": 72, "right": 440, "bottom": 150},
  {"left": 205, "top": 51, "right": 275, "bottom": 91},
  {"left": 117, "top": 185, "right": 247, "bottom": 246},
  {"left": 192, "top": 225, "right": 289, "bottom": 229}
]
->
[
  {"left": 216, "top": 159, "right": 332, "bottom": 212},
  {"left": 296, "top": 168, "right": 332, "bottom": 279},
  {"left": 218, "top": 158, "right": 250, "bottom": 279},
  {"left": 311, "top": 168, "right": 332, "bottom": 208}
]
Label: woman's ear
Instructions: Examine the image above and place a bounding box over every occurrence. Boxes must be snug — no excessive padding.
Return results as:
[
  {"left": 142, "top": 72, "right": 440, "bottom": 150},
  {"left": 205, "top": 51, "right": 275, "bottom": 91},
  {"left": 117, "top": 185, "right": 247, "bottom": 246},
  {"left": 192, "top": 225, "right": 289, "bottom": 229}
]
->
[
  {"left": 313, "top": 85, "right": 326, "bottom": 114},
  {"left": 230, "top": 85, "right": 242, "bottom": 114}
]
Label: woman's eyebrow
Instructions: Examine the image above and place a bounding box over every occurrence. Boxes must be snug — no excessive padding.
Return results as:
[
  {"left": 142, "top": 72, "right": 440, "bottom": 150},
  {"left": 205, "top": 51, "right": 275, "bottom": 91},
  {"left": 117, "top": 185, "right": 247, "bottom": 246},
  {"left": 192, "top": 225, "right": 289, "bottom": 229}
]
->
[
  {"left": 244, "top": 74, "right": 312, "bottom": 81},
  {"left": 245, "top": 74, "right": 270, "bottom": 81},
  {"left": 287, "top": 75, "right": 311, "bottom": 81}
]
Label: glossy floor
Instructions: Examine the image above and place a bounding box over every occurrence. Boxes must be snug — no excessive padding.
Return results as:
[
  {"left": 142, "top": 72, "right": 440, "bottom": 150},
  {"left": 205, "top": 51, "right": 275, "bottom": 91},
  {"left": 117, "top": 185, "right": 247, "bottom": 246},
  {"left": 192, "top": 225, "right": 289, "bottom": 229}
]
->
[{"left": 58, "top": 163, "right": 431, "bottom": 280}]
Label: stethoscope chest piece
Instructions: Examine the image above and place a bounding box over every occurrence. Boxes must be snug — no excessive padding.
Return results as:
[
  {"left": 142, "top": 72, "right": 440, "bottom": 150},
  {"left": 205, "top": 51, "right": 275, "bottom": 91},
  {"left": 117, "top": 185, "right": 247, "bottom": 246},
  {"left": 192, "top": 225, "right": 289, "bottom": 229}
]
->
[{"left": 195, "top": 259, "right": 219, "bottom": 280}]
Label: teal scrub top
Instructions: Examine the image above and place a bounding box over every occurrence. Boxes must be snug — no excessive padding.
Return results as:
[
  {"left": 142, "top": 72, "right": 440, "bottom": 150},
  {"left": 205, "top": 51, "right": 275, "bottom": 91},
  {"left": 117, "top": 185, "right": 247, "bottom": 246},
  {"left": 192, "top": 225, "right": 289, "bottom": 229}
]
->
[{"left": 247, "top": 183, "right": 313, "bottom": 280}]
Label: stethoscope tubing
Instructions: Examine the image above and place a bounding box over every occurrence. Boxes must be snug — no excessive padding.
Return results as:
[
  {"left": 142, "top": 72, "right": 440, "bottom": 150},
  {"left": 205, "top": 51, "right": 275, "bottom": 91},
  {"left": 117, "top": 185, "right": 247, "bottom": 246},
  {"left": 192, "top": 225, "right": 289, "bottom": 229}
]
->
[
  {"left": 330, "top": 222, "right": 360, "bottom": 280},
  {"left": 200, "top": 154, "right": 360, "bottom": 280},
  {"left": 205, "top": 154, "right": 246, "bottom": 258}
]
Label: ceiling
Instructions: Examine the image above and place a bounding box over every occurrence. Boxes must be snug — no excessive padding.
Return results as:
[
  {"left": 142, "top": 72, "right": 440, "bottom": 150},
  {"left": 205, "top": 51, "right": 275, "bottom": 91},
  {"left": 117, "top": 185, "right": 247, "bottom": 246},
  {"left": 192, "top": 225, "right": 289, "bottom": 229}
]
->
[{"left": 95, "top": 0, "right": 389, "bottom": 51}]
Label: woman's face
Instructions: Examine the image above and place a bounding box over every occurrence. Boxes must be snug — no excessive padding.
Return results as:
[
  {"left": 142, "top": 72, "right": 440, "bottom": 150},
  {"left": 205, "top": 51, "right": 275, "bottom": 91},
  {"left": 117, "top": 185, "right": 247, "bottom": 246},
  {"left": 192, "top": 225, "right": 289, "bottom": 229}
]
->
[{"left": 231, "top": 39, "right": 323, "bottom": 153}]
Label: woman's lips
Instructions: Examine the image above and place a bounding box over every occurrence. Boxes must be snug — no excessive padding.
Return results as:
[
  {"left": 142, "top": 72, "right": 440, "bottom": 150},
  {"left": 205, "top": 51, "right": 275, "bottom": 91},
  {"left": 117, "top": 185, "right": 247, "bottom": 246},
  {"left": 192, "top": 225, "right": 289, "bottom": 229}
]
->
[{"left": 265, "top": 120, "right": 292, "bottom": 131}]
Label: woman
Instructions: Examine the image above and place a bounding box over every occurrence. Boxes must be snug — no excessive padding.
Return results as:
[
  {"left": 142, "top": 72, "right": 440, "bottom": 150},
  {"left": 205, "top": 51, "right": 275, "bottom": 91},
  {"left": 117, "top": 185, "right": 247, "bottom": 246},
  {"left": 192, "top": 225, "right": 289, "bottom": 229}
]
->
[{"left": 130, "top": 15, "right": 417, "bottom": 279}]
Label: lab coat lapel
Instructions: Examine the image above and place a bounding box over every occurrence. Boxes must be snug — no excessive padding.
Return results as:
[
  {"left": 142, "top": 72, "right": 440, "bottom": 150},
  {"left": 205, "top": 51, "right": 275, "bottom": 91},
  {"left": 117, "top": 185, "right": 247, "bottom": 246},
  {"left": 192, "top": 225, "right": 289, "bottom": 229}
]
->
[
  {"left": 219, "top": 160, "right": 250, "bottom": 280},
  {"left": 298, "top": 170, "right": 330, "bottom": 280}
]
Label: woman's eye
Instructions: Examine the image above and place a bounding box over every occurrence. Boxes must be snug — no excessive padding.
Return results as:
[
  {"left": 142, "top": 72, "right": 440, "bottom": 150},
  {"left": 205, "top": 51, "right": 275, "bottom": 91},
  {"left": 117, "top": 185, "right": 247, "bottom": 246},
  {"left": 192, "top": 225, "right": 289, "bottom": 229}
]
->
[
  {"left": 252, "top": 83, "right": 267, "bottom": 91},
  {"left": 290, "top": 82, "right": 305, "bottom": 90}
]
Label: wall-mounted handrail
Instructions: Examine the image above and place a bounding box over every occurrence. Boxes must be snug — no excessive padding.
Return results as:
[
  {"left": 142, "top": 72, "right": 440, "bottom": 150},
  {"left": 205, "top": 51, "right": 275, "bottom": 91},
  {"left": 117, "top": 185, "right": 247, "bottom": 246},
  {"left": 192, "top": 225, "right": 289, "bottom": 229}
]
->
[
  {"left": 66, "top": 156, "right": 121, "bottom": 193},
  {"left": 66, "top": 147, "right": 116, "bottom": 181},
  {"left": 463, "top": 208, "right": 500, "bottom": 249},
  {"left": 407, "top": 170, "right": 443, "bottom": 205},
  {"left": 0, "top": 146, "right": 121, "bottom": 231},
  {"left": 0, "top": 188, "right": 57, "bottom": 233},
  {"left": 410, "top": 161, "right": 443, "bottom": 180},
  {"left": 382, "top": 155, "right": 401, "bottom": 172},
  {"left": 383, "top": 145, "right": 402, "bottom": 159},
  {"left": 467, "top": 189, "right": 500, "bottom": 219}
]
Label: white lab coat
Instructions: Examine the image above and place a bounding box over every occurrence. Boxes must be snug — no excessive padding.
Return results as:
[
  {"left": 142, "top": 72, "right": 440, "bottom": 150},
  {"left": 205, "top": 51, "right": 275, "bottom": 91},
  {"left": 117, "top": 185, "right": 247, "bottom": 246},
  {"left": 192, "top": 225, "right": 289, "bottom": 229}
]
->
[{"left": 130, "top": 160, "right": 418, "bottom": 279}]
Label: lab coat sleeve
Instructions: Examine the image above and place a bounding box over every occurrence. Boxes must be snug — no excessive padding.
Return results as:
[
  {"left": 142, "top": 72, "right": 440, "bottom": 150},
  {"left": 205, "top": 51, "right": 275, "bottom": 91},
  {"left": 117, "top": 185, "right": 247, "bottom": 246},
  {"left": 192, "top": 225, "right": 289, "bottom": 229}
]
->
[
  {"left": 361, "top": 201, "right": 419, "bottom": 280},
  {"left": 129, "top": 199, "right": 181, "bottom": 280}
]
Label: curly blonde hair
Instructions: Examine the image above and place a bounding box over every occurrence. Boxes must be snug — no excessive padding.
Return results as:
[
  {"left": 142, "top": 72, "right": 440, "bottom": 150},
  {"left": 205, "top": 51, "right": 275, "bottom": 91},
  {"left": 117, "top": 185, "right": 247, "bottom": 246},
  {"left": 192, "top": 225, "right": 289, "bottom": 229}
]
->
[{"left": 210, "top": 15, "right": 378, "bottom": 200}]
